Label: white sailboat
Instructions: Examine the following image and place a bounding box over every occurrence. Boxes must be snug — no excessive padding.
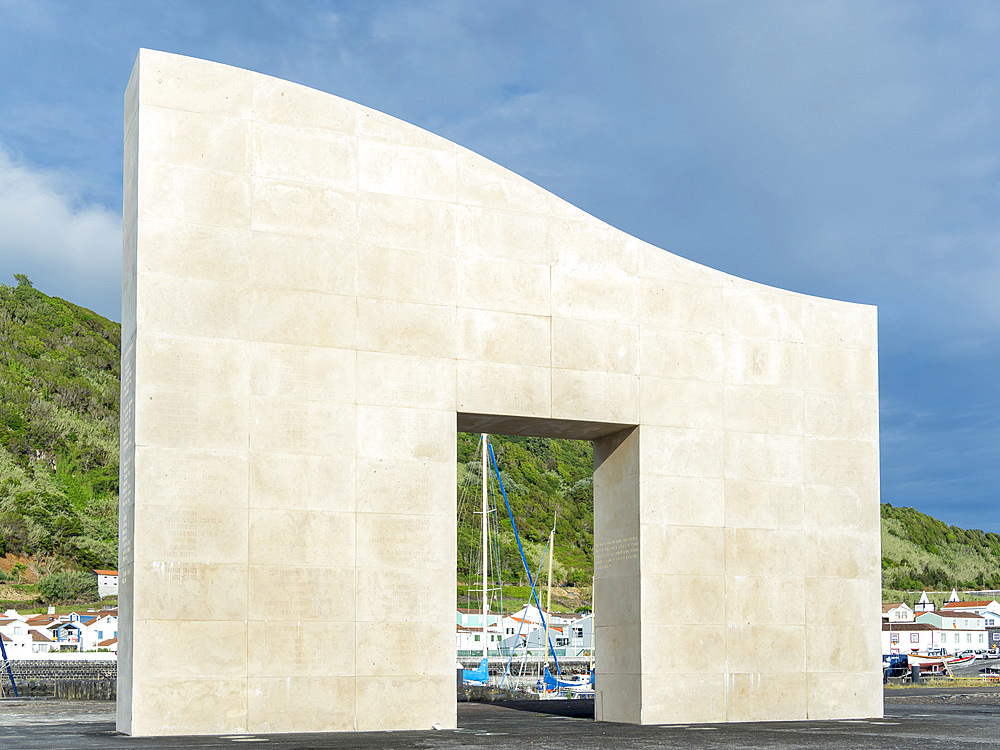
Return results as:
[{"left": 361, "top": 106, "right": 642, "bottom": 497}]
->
[{"left": 462, "top": 433, "right": 495, "bottom": 686}]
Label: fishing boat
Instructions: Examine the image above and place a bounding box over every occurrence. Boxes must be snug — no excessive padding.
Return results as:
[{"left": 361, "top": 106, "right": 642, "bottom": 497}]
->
[{"left": 907, "top": 648, "right": 966, "bottom": 668}]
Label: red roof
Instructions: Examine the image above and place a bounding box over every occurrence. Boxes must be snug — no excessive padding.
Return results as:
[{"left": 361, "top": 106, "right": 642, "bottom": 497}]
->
[
  {"left": 507, "top": 616, "right": 563, "bottom": 632},
  {"left": 92, "top": 570, "right": 118, "bottom": 576},
  {"left": 97, "top": 638, "right": 117, "bottom": 647},
  {"left": 882, "top": 623, "right": 938, "bottom": 631},
  {"left": 31, "top": 631, "right": 52, "bottom": 642}
]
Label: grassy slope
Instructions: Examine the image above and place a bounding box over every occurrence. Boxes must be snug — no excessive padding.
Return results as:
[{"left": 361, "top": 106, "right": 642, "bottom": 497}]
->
[
  {"left": 0, "top": 276, "right": 120, "bottom": 579},
  {"left": 881, "top": 503, "right": 1000, "bottom": 604}
]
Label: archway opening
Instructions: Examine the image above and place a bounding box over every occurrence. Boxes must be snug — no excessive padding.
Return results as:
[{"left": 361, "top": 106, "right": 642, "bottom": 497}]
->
[{"left": 455, "top": 414, "right": 638, "bottom": 715}]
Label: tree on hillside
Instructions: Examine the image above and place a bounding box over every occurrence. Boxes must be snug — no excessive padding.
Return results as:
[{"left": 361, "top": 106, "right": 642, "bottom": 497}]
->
[{"left": 37, "top": 570, "right": 98, "bottom": 603}]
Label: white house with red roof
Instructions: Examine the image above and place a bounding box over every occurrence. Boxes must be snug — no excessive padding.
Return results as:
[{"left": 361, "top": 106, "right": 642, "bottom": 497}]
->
[
  {"left": 96, "top": 637, "right": 118, "bottom": 654},
  {"left": 492, "top": 605, "right": 596, "bottom": 658},
  {"left": 92, "top": 569, "right": 118, "bottom": 598},
  {"left": 0, "top": 612, "right": 57, "bottom": 655},
  {"left": 915, "top": 609, "right": 987, "bottom": 653},
  {"left": 940, "top": 599, "right": 1000, "bottom": 626},
  {"left": 38, "top": 610, "right": 116, "bottom": 652},
  {"left": 0, "top": 615, "right": 30, "bottom": 656},
  {"left": 882, "top": 621, "right": 942, "bottom": 654}
]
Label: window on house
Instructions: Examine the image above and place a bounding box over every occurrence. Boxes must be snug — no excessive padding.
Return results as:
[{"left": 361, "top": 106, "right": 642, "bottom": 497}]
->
[
  {"left": 967, "top": 634, "right": 972, "bottom": 643},
  {"left": 506, "top": 628, "right": 514, "bottom": 635},
  {"left": 980, "top": 634, "right": 985, "bottom": 643},
  {"left": 13, "top": 626, "right": 23, "bottom": 635},
  {"left": 891, "top": 633, "right": 900, "bottom": 643},
  {"left": 474, "top": 635, "right": 480, "bottom": 642},
  {"left": 573, "top": 628, "right": 584, "bottom": 639},
  {"left": 911, "top": 633, "right": 919, "bottom": 643},
  {"left": 556, "top": 638, "right": 569, "bottom": 647}
]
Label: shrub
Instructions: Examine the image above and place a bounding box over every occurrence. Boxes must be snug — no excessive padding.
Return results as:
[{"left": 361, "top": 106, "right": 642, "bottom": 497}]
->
[{"left": 37, "top": 571, "right": 98, "bottom": 603}]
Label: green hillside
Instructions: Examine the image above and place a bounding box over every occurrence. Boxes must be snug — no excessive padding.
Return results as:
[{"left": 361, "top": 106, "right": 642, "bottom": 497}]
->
[
  {"left": 456, "top": 433, "right": 594, "bottom": 600},
  {"left": 881, "top": 502, "right": 1000, "bottom": 601},
  {"left": 0, "top": 275, "right": 120, "bottom": 575}
]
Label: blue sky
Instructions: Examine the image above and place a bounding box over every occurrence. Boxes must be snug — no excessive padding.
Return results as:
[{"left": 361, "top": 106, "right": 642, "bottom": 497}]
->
[{"left": 1, "top": 1, "right": 998, "bottom": 531}]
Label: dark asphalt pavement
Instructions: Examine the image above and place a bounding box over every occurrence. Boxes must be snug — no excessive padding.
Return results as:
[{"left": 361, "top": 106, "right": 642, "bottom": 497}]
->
[{"left": 3, "top": 687, "right": 1000, "bottom": 749}]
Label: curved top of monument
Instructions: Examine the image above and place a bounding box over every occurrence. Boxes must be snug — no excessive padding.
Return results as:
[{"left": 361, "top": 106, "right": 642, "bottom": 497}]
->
[{"left": 126, "top": 48, "right": 874, "bottom": 322}]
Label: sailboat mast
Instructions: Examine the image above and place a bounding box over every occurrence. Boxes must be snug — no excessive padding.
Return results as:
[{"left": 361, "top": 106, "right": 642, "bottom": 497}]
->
[
  {"left": 481, "top": 433, "right": 489, "bottom": 662},
  {"left": 544, "top": 522, "right": 555, "bottom": 667},
  {"left": 589, "top": 574, "right": 595, "bottom": 676}
]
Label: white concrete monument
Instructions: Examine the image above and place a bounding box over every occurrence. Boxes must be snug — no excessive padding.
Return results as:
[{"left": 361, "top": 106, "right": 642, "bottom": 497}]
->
[{"left": 120, "top": 50, "right": 882, "bottom": 735}]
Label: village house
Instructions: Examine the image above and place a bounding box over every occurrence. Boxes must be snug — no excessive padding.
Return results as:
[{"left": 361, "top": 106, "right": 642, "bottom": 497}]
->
[
  {"left": 456, "top": 608, "right": 504, "bottom": 655},
  {"left": 489, "top": 605, "right": 597, "bottom": 658},
  {"left": 86, "top": 612, "right": 118, "bottom": 650},
  {"left": 0, "top": 612, "right": 56, "bottom": 654},
  {"left": 914, "top": 609, "right": 987, "bottom": 653},
  {"left": 882, "top": 622, "right": 941, "bottom": 654},
  {"left": 3, "top": 609, "right": 119, "bottom": 653},
  {"left": 939, "top": 599, "right": 1000, "bottom": 625},
  {"left": 987, "top": 623, "right": 1000, "bottom": 650},
  {"left": 92, "top": 569, "right": 118, "bottom": 598},
  {"left": 0, "top": 616, "right": 31, "bottom": 656},
  {"left": 882, "top": 602, "right": 915, "bottom": 623},
  {"left": 456, "top": 608, "right": 502, "bottom": 630},
  {"left": 96, "top": 637, "right": 118, "bottom": 653},
  {"left": 456, "top": 622, "right": 504, "bottom": 655}
]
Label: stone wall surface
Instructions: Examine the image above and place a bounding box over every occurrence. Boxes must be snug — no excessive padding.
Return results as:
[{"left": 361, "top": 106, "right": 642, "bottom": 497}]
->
[
  {"left": 120, "top": 49, "right": 882, "bottom": 735},
  {"left": 1, "top": 661, "right": 117, "bottom": 699},
  {"left": 3, "top": 659, "right": 117, "bottom": 681}
]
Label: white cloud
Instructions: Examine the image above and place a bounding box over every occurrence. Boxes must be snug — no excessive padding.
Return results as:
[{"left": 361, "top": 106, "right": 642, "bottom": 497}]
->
[{"left": 0, "top": 141, "right": 120, "bottom": 319}]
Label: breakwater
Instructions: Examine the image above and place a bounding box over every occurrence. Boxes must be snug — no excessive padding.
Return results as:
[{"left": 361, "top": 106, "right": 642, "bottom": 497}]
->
[{"left": 0, "top": 660, "right": 116, "bottom": 699}]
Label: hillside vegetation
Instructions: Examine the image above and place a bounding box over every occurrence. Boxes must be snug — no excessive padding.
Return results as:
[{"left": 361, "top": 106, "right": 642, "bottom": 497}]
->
[
  {"left": 0, "top": 275, "right": 120, "bottom": 577},
  {"left": 881, "top": 503, "right": 1000, "bottom": 598},
  {"left": 456, "top": 432, "right": 594, "bottom": 607}
]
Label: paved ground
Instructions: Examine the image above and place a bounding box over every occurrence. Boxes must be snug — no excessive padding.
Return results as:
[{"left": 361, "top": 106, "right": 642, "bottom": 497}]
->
[{"left": 3, "top": 687, "right": 1000, "bottom": 749}]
